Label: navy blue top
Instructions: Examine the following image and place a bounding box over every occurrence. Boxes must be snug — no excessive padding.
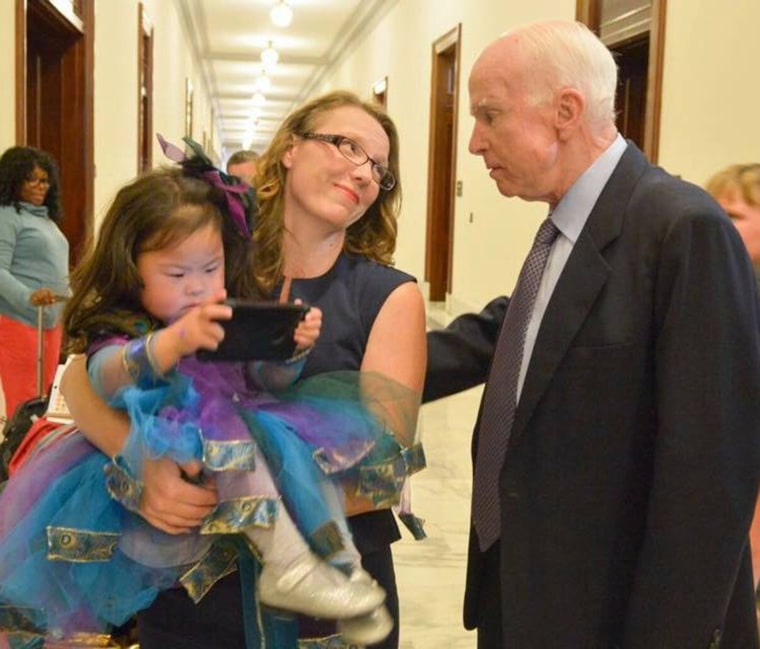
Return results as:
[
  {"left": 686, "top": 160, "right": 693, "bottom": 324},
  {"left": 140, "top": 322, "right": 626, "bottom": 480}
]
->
[{"left": 275, "top": 252, "right": 416, "bottom": 553}]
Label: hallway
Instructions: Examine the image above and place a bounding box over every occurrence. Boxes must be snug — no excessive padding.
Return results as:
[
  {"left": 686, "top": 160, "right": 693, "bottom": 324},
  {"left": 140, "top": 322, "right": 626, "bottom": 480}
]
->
[
  {"left": 395, "top": 382, "right": 481, "bottom": 648},
  {"left": 390, "top": 304, "right": 481, "bottom": 648}
]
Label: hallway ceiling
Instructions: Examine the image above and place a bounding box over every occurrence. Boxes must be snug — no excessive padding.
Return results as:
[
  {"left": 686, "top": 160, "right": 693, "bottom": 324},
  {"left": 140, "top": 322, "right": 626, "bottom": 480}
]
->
[{"left": 177, "top": 0, "right": 393, "bottom": 159}]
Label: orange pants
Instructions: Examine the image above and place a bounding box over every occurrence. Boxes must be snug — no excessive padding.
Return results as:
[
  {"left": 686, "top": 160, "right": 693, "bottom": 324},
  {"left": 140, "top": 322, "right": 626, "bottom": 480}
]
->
[{"left": 0, "top": 315, "right": 62, "bottom": 418}]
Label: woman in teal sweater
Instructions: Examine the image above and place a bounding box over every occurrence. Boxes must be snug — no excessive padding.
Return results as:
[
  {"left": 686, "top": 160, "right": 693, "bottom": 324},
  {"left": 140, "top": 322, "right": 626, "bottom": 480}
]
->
[{"left": 0, "top": 146, "right": 69, "bottom": 418}]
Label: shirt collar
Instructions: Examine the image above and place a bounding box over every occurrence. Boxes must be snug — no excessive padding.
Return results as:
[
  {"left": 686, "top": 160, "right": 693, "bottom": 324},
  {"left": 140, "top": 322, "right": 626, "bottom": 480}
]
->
[
  {"left": 550, "top": 134, "right": 627, "bottom": 243},
  {"left": 18, "top": 201, "right": 50, "bottom": 218}
]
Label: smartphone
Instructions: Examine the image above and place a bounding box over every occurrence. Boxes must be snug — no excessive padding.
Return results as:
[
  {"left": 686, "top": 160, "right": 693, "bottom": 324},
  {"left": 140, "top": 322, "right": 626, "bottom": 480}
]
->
[{"left": 196, "top": 299, "right": 310, "bottom": 362}]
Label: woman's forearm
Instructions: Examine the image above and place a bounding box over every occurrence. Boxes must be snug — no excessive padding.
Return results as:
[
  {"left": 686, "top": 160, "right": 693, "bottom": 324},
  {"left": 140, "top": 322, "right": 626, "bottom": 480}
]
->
[
  {"left": 344, "top": 282, "right": 427, "bottom": 517},
  {"left": 60, "top": 355, "right": 130, "bottom": 458}
]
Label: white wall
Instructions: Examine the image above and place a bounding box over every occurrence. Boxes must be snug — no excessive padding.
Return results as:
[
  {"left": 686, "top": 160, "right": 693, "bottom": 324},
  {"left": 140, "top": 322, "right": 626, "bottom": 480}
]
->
[
  {"left": 658, "top": 0, "right": 760, "bottom": 187},
  {"left": 0, "top": 1, "right": 220, "bottom": 233},
  {"left": 0, "top": 1, "right": 14, "bottom": 152},
  {"left": 92, "top": 1, "right": 141, "bottom": 226},
  {"left": 92, "top": 0, "right": 218, "bottom": 230},
  {"left": 146, "top": 0, "right": 219, "bottom": 165}
]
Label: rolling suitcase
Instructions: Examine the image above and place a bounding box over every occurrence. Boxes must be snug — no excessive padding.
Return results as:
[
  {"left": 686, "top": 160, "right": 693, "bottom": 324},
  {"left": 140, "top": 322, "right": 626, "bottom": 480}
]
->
[{"left": 0, "top": 306, "right": 53, "bottom": 482}]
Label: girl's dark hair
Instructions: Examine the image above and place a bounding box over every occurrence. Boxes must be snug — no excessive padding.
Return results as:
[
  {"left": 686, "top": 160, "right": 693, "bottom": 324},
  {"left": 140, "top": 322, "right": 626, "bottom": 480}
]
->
[
  {"left": 0, "top": 146, "right": 63, "bottom": 223},
  {"left": 63, "top": 166, "right": 261, "bottom": 353}
]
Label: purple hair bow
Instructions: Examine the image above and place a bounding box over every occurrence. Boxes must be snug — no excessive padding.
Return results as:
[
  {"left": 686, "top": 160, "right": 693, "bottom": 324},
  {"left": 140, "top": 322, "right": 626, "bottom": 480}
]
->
[{"left": 157, "top": 133, "right": 253, "bottom": 238}]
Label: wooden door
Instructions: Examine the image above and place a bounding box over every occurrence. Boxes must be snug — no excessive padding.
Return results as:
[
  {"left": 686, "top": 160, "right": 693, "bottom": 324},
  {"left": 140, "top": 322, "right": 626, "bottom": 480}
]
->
[
  {"left": 425, "top": 25, "right": 461, "bottom": 302},
  {"left": 576, "top": 0, "right": 666, "bottom": 162},
  {"left": 17, "top": 0, "right": 94, "bottom": 264}
]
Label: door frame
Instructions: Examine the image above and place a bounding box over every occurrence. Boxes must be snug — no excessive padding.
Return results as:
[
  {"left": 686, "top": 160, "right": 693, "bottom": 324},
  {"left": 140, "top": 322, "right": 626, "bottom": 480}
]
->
[
  {"left": 15, "top": 0, "right": 94, "bottom": 263},
  {"left": 576, "top": 0, "right": 666, "bottom": 162},
  {"left": 424, "top": 24, "right": 461, "bottom": 301}
]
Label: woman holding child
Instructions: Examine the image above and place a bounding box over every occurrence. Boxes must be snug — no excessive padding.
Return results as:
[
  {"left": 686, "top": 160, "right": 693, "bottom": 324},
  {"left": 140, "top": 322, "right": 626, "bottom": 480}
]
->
[{"left": 59, "top": 90, "right": 426, "bottom": 649}]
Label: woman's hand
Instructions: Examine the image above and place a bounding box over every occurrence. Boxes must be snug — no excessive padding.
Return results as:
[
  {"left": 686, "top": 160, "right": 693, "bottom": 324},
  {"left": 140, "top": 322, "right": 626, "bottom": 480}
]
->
[
  {"left": 62, "top": 350, "right": 219, "bottom": 535},
  {"left": 293, "top": 304, "right": 322, "bottom": 350},
  {"left": 29, "top": 287, "right": 59, "bottom": 306},
  {"left": 139, "top": 457, "right": 218, "bottom": 534}
]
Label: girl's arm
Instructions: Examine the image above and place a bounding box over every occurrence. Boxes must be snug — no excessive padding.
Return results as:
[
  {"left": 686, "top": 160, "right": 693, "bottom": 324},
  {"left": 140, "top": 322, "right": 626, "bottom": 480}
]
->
[
  {"left": 345, "top": 282, "right": 427, "bottom": 516},
  {"left": 96, "top": 298, "right": 232, "bottom": 397}
]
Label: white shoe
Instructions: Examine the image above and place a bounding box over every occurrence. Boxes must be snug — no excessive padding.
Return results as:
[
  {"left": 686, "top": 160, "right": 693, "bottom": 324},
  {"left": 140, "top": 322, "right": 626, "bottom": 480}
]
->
[
  {"left": 338, "top": 605, "right": 394, "bottom": 646},
  {"left": 258, "top": 553, "right": 386, "bottom": 619}
]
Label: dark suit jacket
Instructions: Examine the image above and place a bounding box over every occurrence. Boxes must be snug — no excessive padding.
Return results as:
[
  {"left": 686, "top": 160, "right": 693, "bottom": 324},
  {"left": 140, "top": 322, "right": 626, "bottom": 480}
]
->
[{"left": 425, "top": 144, "right": 760, "bottom": 648}]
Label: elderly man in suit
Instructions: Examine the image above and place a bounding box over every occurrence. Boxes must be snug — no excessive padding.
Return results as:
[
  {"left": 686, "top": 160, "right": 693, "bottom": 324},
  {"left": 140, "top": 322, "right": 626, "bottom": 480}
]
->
[{"left": 425, "top": 19, "right": 760, "bottom": 648}]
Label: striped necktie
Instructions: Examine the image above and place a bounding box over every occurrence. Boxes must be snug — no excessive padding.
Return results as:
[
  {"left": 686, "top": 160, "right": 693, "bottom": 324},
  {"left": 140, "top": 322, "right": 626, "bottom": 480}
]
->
[{"left": 472, "top": 218, "right": 560, "bottom": 551}]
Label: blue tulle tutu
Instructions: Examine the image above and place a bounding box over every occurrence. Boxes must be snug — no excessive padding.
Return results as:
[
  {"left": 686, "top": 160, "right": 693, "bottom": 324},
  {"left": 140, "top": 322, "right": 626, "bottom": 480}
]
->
[{"left": 0, "top": 357, "right": 423, "bottom": 638}]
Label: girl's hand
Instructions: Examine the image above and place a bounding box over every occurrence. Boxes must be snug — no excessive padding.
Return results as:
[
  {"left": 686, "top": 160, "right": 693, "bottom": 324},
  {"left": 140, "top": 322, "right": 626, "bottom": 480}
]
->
[
  {"left": 163, "top": 290, "right": 232, "bottom": 357},
  {"left": 293, "top": 304, "right": 322, "bottom": 350}
]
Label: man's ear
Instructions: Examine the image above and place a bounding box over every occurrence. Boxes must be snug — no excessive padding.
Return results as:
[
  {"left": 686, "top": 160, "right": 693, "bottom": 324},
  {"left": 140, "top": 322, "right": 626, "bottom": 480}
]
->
[{"left": 555, "top": 88, "right": 585, "bottom": 139}]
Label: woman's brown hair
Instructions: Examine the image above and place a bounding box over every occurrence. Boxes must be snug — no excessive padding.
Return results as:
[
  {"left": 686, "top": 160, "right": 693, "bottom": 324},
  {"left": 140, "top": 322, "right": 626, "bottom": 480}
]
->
[{"left": 253, "top": 90, "right": 402, "bottom": 294}]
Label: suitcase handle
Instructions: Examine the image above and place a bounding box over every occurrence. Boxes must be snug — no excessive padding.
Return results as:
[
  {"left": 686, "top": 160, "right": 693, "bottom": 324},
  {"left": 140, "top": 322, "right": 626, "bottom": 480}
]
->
[
  {"left": 35, "top": 295, "right": 68, "bottom": 397},
  {"left": 37, "top": 306, "right": 44, "bottom": 396}
]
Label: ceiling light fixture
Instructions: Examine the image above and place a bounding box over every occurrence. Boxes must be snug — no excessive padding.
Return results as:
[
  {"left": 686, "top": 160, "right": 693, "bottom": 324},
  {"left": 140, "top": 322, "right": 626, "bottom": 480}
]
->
[
  {"left": 261, "top": 41, "right": 279, "bottom": 69},
  {"left": 270, "top": 1, "right": 293, "bottom": 28},
  {"left": 252, "top": 91, "right": 267, "bottom": 106},
  {"left": 255, "top": 73, "right": 272, "bottom": 93}
]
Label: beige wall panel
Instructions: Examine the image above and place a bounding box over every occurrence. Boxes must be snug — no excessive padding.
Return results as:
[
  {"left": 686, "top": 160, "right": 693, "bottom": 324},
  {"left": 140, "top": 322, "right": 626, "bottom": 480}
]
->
[
  {"left": 0, "top": 2, "right": 16, "bottom": 151},
  {"left": 659, "top": 0, "right": 760, "bottom": 188}
]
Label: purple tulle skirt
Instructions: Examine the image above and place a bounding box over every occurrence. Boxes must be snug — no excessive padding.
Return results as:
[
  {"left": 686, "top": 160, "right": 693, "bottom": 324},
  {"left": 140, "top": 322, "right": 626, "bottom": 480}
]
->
[{"left": 0, "top": 358, "right": 422, "bottom": 638}]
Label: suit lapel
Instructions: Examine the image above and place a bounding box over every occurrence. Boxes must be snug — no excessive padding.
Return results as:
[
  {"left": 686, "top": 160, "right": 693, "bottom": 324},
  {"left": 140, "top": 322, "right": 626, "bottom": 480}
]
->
[{"left": 510, "top": 144, "right": 650, "bottom": 443}]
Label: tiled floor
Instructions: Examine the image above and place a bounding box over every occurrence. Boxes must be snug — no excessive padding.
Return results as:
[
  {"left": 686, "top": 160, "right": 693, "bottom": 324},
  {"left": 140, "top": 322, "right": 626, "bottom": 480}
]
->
[
  {"left": 394, "top": 384, "right": 482, "bottom": 649},
  {"left": 392, "top": 301, "right": 481, "bottom": 648}
]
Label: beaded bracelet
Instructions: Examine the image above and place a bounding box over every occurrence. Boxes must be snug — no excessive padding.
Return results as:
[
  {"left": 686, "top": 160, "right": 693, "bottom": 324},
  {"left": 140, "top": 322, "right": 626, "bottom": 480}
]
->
[
  {"left": 283, "top": 345, "right": 312, "bottom": 366},
  {"left": 121, "top": 332, "right": 164, "bottom": 388}
]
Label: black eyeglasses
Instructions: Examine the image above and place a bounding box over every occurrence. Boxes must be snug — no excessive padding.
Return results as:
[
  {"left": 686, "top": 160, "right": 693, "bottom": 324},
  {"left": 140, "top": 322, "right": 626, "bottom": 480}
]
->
[
  {"left": 24, "top": 175, "right": 50, "bottom": 187},
  {"left": 301, "top": 132, "right": 396, "bottom": 191}
]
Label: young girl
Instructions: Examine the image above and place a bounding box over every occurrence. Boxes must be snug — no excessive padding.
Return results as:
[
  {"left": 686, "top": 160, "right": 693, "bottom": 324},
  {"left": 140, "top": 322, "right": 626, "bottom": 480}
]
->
[{"left": 0, "top": 148, "right": 415, "bottom": 645}]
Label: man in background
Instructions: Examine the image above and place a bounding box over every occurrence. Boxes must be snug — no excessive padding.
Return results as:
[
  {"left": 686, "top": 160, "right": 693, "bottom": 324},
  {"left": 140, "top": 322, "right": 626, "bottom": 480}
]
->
[{"left": 226, "top": 149, "right": 259, "bottom": 186}]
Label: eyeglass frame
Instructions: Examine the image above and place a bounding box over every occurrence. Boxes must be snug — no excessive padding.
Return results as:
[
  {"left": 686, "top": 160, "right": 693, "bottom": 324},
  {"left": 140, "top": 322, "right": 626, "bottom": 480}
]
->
[
  {"left": 300, "top": 132, "right": 396, "bottom": 191},
  {"left": 24, "top": 175, "right": 51, "bottom": 187}
]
